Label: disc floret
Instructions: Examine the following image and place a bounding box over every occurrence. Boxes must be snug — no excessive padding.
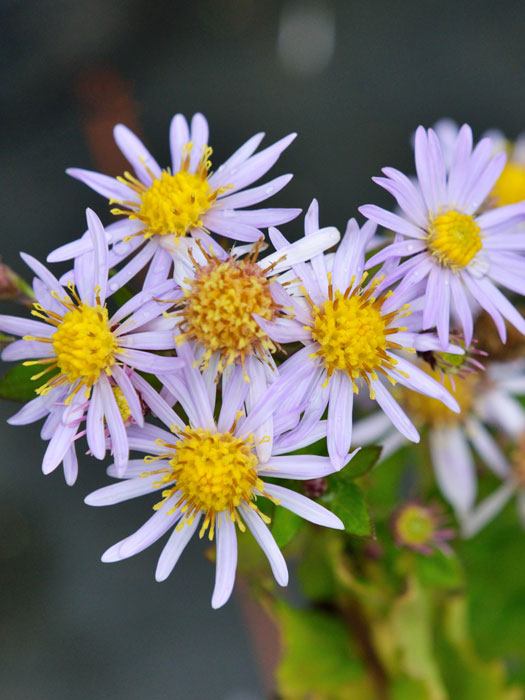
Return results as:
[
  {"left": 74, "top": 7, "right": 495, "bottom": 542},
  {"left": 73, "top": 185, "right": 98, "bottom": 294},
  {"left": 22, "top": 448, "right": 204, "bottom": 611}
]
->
[
  {"left": 149, "top": 427, "right": 269, "bottom": 540},
  {"left": 308, "top": 274, "right": 409, "bottom": 395},
  {"left": 23, "top": 285, "right": 119, "bottom": 399},
  {"left": 428, "top": 210, "right": 482, "bottom": 269},
  {"left": 112, "top": 144, "right": 224, "bottom": 240},
  {"left": 175, "top": 244, "right": 280, "bottom": 373}
]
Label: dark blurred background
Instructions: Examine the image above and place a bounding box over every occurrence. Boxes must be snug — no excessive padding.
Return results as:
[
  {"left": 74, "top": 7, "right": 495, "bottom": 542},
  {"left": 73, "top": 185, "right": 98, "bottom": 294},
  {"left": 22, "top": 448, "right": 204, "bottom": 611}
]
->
[{"left": 1, "top": 1, "right": 525, "bottom": 697}]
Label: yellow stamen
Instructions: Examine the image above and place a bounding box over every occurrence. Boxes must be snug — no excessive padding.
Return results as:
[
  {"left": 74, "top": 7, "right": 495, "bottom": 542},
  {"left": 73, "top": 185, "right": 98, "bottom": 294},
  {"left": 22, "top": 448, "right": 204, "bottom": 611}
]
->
[
  {"left": 177, "top": 249, "right": 279, "bottom": 373},
  {"left": 52, "top": 303, "right": 117, "bottom": 387},
  {"left": 111, "top": 144, "right": 224, "bottom": 239},
  {"left": 151, "top": 427, "right": 266, "bottom": 540},
  {"left": 428, "top": 210, "right": 482, "bottom": 269},
  {"left": 308, "top": 279, "right": 407, "bottom": 394},
  {"left": 113, "top": 386, "right": 132, "bottom": 422}
]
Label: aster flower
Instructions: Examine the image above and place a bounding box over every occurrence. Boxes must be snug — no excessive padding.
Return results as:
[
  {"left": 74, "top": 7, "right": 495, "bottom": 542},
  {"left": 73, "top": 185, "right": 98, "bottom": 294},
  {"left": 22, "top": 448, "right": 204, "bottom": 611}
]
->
[
  {"left": 170, "top": 212, "right": 339, "bottom": 375},
  {"left": 47, "top": 113, "right": 301, "bottom": 291},
  {"left": 352, "top": 357, "right": 525, "bottom": 516},
  {"left": 360, "top": 125, "right": 525, "bottom": 348},
  {"left": 462, "top": 433, "right": 525, "bottom": 536},
  {"left": 85, "top": 345, "right": 345, "bottom": 609},
  {"left": 392, "top": 501, "right": 454, "bottom": 555},
  {"left": 432, "top": 119, "right": 525, "bottom": 207},
  {"left": 0, "top": 209, "right": 183, "bottom": 482},
  {"left": 162, "top": 207, "right": 339, "bottom": 460},
  {"left": 244, "top": 207, "right": 459, "bottom": 469}
]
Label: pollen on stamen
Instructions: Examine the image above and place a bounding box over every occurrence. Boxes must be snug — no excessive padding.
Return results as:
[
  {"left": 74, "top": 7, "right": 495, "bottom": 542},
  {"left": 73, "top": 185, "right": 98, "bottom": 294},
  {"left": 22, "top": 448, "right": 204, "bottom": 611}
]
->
[
  {"left": 175, "top": 249, "right": 282, "bottom": 375},
  {"left": 309, "top": 281, "right": 408, "bottom": 394},
  {"left": 428, "top": 210, "right": 482, "bottom": 269},
  {"left": 147, "top": 427, "right": 268, "bottom": 540},
  {"left": 110, "top": 144, "right": 228, "bottom": 240}
]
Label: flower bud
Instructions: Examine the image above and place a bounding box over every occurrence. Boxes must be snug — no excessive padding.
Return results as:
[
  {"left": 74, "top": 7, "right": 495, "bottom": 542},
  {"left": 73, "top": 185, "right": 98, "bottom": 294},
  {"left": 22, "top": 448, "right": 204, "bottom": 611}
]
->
[
  {"left": 0, "top": 262, "right": 20, "bottom": 300},
  {"left": 303, "top": 477, "right": 328, "bottom": 499}
]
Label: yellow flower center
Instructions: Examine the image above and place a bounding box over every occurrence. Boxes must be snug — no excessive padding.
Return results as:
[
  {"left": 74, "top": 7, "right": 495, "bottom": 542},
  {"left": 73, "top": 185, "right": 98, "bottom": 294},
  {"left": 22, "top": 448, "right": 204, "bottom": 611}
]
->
[
  {"left": 492, "top": 162, "right": 525, "bottom": 206},
  {"left": 428, "top": 210, "right": 482, "bottom": 269},
  {"left": 111, "top": 144, "right": 224, "bottom": 240},
  {"left": 308, "top": 278, "right": 408, "bottom": 394},
  {"left": 136, "top": 170, "right": 212, "bottom": 238},
  {"left": 177, "top": 253, "right": 278, "bottom": 373},
  {"left": 113, "top": 386, "right": 132, "bottom": 423},
  {"left": 151, "top": 428, "right": 267, "bottom": 539},
  {"left": 396, "top": 504, "right": 435, "bottom": 547},
  {"left": 401, "top": 366, "right": 476, "bottom": 427},
  {"left": 52, "top": 303, "right": 117, "bottom": 387}
]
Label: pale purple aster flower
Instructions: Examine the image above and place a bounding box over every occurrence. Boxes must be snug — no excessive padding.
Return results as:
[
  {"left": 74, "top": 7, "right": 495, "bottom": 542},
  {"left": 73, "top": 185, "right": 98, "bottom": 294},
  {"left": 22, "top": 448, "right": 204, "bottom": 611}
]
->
[
  {"left": 47, "top": 114, "right": 301, "bottom": 292},
  {"left": 0, "top": 209, "right": 183, "bottom": 483},
  {"left": 430, "top": 120, "right": 525, "bottom": 208},
  {"left": 243, "top": 205, "right": 460, "bottom": 469},
  {"left": 352, "top": 358, "right": 525, "bottom": 516},
  {"left": 85, "top": 346, "right": 345, "bottom": 609},
  {"left": 161, "top": 213, "right": 339, "bottom": 462},
  {"left": 360, "top": 125, "right": 525, "bottom": 348}
]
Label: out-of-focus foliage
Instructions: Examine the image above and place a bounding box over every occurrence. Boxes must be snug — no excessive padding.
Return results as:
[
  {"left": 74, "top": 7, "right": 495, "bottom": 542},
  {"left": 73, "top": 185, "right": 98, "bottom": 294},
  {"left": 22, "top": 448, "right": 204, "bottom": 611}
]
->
[
  {"left": 240, "top": 442, "right": 525, "bottom": 699},
  {"left": 0, "top": 362, "right": 56, "bottom": 401}
]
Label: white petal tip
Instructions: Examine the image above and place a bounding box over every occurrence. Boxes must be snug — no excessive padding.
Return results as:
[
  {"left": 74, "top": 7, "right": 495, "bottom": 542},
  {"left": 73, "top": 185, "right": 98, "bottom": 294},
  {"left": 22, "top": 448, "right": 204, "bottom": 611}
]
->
[
  {"left": 276, "top": 574, "right": 289, "bottom": 587},
  {"left": 101, "top": 547, "right": 120, "bottom": 563},
  {"left": 211, "top": 596, "right": 229, "bottom": 610},
  {"left": 41, "top": 461, "right": 59, "bottom": 476},
  {"left": 330, "top": 516, "right": 345, "bottom": 530},
  {"left": 447, "top": 398, "right": 461, "bottom": 414}
]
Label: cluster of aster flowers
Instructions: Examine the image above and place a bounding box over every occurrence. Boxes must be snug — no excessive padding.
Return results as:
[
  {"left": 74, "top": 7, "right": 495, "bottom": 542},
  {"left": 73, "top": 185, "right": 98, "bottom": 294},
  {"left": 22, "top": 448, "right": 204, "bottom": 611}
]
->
[{"left": 1, "top": 113, "right": 525, "bottom": 608}]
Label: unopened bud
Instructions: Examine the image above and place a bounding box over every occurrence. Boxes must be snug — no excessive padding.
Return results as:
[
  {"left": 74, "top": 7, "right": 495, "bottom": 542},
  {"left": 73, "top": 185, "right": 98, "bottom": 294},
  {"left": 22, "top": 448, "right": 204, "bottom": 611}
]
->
[
  {"left": 392, "top": 501, "right": 454, "bottom": 556},
  {"left": 0, "top": 263, "right": 19, "bottom": 300},
  {"left": 0, "top": 261, "right": 33, "bottom": 305},
  {"left": 303, "top": 477, "right": 328, "bottom": 499}
]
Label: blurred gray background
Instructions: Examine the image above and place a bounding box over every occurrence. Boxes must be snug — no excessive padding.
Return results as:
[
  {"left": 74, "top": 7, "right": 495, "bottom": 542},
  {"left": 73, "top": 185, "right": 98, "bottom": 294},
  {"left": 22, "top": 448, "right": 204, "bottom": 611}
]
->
[{"left": 1, "top": 0, "right": 525, "bottom": 697}]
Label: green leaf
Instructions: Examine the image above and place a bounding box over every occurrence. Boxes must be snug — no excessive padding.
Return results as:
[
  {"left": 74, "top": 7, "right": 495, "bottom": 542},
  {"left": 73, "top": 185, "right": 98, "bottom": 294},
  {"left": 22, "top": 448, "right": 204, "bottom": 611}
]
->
[
  {"left": 0, "top": 362, "right": 57, "bottom": 402},
  {"left": 336, "top": 445, "right": 382, "bottom": 481},
  {"left": 458, "top": 504, "right": 525, "bottom": 683},
  {"left": 438, "top": 597, "right": 523, "bottom": 700},
  {"left": 391, "top": 677, "right": 429, "bottom": 700},
  {"left": 415, "top": 550, "right": 463, "bottom": 590},
  {"left": 276, "top": 602, "right": 368, "bottom": 699},
  {"left": 271, "top": 506, "right": 303, "bottom": 548},
  {"left": 390, "top": 577, "right": 447, "bottom": 700},
  {"left": 323, "top": 481, "right": 372, "bottom": 536},
  {"left": 297, "top": 530, "right": 338, "bottom": 601}
]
